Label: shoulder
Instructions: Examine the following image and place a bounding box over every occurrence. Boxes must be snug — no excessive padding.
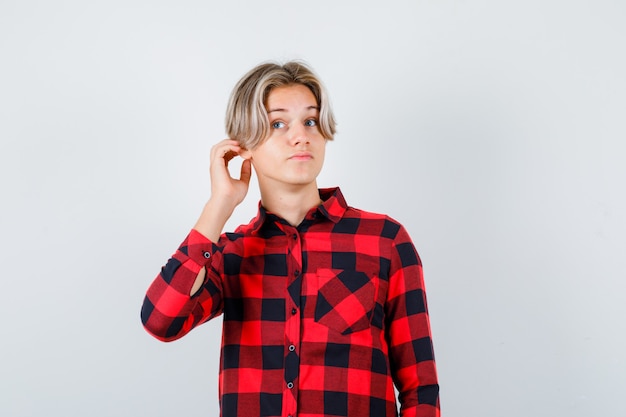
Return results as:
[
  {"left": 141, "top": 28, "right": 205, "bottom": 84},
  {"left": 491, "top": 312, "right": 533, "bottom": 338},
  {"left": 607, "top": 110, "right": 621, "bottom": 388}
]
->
[
  {"left": 216, "top": 216, "right": 260, "bottom": 246},
  {"left": 340, "top": 205, "right": 408, "bottom": 240}
]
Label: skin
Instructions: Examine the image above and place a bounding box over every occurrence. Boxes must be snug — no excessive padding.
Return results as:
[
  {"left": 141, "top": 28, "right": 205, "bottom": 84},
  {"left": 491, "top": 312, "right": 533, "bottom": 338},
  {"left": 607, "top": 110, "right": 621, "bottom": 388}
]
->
[{"left": 190, "top": 84, "right": 327, "bottom": 295}]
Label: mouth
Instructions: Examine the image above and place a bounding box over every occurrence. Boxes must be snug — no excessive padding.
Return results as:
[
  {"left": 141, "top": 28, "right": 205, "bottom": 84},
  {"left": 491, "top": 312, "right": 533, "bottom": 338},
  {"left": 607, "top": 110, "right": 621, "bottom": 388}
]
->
[{"left": 289, "top": 152, "right": 313, "bottom": 161}]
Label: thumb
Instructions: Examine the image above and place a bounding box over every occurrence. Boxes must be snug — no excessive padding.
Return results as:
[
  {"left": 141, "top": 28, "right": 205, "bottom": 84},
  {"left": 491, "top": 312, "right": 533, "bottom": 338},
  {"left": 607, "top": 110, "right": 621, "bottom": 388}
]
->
[{"left": 240, "top": 158, "right": 252, "bottom": 185}]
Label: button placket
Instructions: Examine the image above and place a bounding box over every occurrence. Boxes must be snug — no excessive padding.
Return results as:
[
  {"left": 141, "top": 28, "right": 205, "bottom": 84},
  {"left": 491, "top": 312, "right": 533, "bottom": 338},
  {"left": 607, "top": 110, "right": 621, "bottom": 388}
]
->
[{"left": 283, "top": 226, "right": 301, "bottom": 417}]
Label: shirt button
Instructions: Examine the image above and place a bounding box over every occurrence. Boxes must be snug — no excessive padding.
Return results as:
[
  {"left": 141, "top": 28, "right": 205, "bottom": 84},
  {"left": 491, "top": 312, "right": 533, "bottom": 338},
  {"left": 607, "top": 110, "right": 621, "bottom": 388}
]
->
[
  {"left": 287, "top": 382, "right": 294, "bottom": 389},
  {"left": 291, "top": 308, "right": 297, "bottom": 315},
  {"left": 294, "top": 270, "right": 300, "bottom": 277},
  {"left": 203, "top": 251, "right": 211, "bottom": 259},
  {"left": 292, "top": 233, "right": 297, "bottom": 240},
  {"left": 288, "top": 344, "right": 295, "bottom": 352}
]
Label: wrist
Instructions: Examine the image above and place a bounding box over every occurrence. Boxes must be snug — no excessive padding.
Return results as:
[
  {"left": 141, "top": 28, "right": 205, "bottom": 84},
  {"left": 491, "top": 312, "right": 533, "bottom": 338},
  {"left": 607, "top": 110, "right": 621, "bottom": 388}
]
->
[{"left": 193, "top": 199, "right": 234, "bottom": 242}]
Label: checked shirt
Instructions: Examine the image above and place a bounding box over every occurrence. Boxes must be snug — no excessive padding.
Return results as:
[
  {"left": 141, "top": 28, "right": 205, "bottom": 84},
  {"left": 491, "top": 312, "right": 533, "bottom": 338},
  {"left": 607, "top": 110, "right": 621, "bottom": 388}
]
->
[{"left": 141, "top": 187, "right": 440, "bottom": 417}]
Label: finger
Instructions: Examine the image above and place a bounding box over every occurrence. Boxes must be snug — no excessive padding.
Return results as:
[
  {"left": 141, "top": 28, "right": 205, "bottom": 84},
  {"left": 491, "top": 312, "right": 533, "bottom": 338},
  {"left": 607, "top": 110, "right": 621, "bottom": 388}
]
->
[
  {"left": 239, "top": 158, "right": 252, "bottom": 185},
  {"left": 223, "top": 150, "right": 239, "bottom": 164},
  {"left": 210, "top": 139, "right": 239, "bottom": 153},
  {"left": 211, "top": 142, "right": 241, "bottom": 165},
  {"left": 211, "top": 144, "right": 238, "bottom": 159}
]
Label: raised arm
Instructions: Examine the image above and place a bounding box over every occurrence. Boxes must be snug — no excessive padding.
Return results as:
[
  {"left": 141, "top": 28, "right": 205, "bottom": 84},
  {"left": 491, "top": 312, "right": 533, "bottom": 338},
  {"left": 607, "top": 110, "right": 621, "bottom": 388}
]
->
[
  {"left": 190, "top": 139, "right": 251, "bottom": 294},
  {"left": 140, "top": 139, "right": 251, "bottom": 341}
]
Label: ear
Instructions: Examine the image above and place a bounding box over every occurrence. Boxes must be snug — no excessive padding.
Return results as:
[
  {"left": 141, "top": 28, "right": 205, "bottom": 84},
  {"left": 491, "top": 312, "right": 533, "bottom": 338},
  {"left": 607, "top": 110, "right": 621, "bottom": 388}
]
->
[{"left": 240, "top": 148, "right": 252, "bottom": 160}]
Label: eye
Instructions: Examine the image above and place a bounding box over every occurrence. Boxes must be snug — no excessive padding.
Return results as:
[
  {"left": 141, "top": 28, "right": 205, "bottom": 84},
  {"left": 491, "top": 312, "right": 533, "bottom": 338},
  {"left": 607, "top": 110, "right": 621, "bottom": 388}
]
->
[
  {"left": 304, "top": 119, "right": 317, "bottom": 127},
  {"left": 271, "top": 121, "right": 285, "bottom": 129}
]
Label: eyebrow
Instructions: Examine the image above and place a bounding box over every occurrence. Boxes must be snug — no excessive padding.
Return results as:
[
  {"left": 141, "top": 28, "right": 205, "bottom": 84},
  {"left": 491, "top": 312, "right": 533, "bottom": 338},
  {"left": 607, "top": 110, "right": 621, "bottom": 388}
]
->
[{"left": 267, "top": 105, "right": 320, "bottom": 114}]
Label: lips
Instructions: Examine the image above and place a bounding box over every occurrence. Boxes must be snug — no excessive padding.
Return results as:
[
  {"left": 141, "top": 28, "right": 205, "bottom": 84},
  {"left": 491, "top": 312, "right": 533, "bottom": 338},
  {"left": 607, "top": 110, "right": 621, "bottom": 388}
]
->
[{"left": 289, "top": 151, "right": 313, "bottom": 160}]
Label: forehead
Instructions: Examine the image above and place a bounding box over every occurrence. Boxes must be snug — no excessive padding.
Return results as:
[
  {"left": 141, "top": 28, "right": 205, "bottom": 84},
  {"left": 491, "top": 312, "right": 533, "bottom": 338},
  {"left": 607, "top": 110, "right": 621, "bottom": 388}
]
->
[{"left": 266, "top": 84, "right": 318, "bottom": 109}]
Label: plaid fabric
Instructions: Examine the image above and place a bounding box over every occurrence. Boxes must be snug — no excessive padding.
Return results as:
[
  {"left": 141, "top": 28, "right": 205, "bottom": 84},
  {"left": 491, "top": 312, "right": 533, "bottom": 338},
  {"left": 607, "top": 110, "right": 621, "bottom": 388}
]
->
[{"left": 142, "top": 188, "right": 439, "bottom": 417}]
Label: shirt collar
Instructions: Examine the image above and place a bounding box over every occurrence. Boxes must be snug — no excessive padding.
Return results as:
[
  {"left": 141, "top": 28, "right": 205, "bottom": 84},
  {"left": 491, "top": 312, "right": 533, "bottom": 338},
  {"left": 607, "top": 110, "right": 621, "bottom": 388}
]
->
[
  {"left": 249, "top": 187, "right": 348, "bottom": 233},
  {"left": 317, "top": 187, "right": 348, "bottom": 223}
]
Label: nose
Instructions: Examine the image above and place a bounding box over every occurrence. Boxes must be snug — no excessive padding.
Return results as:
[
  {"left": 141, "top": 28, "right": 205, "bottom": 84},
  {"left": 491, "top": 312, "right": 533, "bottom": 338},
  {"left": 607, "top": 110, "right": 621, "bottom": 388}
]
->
[{"left": 289, "top": 123, "right": 309, "bottom": 146}]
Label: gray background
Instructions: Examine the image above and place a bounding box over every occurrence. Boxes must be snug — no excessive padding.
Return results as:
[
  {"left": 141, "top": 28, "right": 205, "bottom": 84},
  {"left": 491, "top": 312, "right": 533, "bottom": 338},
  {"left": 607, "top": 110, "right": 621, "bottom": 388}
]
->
[{"left": 1, "top": 0, "right": 625, "bottom": 416}]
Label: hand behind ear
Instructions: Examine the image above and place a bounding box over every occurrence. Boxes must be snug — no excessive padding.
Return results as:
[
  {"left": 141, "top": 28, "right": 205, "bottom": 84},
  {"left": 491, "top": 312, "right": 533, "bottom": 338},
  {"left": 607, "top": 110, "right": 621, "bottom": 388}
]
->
[{"left": 209, "top": 139, "right": 252, "bottom": 208}]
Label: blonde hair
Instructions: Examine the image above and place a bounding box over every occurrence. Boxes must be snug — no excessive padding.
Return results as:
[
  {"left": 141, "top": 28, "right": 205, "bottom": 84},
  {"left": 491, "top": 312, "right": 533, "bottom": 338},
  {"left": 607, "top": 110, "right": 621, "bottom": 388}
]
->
[{"left": 225, "top": 61, "right": 336, "bottom": 150}]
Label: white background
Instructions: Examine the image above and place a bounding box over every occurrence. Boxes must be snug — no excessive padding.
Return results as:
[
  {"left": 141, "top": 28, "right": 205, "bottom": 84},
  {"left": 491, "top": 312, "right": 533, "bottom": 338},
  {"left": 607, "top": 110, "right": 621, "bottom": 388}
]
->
[{"left": 1, "top": 1, "right": 625, "bottom": 416}]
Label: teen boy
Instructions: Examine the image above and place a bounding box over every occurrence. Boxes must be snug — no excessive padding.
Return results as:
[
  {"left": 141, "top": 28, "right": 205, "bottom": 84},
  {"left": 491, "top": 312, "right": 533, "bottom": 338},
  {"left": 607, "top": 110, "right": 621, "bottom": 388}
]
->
[{"left": 141, "top": 61, "right": 440, "bottom": 417}]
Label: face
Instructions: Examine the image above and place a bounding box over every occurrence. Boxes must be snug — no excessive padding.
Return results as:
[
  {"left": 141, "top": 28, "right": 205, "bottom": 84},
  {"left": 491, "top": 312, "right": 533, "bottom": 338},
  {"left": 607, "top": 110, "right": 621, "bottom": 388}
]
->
[{"left": 241, "top": 83, "right": 326, "bottom": 191}]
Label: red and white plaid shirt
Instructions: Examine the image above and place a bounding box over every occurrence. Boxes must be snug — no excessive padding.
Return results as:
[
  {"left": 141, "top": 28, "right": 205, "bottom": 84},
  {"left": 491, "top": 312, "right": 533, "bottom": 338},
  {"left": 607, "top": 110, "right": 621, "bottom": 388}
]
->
[{"left": 142, "top": 187, "right": 439, "bottom": 417}]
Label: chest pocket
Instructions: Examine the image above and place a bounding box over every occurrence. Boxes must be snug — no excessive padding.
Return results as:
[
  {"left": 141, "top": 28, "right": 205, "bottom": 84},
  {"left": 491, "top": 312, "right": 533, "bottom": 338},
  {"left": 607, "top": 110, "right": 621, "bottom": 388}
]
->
[{"left": 314, "top": 268, "right": 378, "bottom": 335}]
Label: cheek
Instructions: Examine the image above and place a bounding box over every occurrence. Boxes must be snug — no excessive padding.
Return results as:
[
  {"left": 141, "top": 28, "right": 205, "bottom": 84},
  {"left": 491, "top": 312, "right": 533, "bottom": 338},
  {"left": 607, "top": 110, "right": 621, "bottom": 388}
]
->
[
  {"left": 250, "top": 149, "right": 276, "bottom": 171},
  {"left": 318, "top": 141, "right": 327, "bottom": 157}
]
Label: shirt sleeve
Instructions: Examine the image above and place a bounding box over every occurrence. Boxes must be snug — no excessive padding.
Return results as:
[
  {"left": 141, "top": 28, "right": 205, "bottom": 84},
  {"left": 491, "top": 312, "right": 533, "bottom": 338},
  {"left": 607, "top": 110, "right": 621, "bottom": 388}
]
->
[
  {"left": 141, "top": 229, "right": 224, "bottom": 342},
  {"left": 385, "top": 223, "right": 440, "bottom": 417}
]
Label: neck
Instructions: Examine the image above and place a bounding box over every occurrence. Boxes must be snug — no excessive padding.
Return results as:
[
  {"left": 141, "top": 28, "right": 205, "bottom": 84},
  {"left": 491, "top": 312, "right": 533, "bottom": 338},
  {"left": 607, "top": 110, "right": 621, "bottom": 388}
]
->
[{"left": 259, "top": 182, "right": 322, "bottom": 227}]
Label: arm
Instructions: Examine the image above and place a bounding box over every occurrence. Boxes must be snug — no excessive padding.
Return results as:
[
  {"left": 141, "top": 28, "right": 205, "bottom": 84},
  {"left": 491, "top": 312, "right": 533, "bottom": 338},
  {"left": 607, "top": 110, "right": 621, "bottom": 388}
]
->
[
  {"left": 190, "top": 139, "right": 251, "bottom": 294},
  {"left": 140, "top": 229, "right": 223, "bottom": 341},
  {"left": 141, "top": 139, "right": 252, "bottom": 341},
  {"left": 386, "top": 224, "right": 440, "bottom": 417}
]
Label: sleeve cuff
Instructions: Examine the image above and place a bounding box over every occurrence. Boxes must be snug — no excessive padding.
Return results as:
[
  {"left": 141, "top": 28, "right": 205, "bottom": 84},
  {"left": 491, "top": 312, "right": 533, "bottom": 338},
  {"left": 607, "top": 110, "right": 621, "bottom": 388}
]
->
[{"left": 184, "top": 229, "right": 220, "bottom": 266}]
